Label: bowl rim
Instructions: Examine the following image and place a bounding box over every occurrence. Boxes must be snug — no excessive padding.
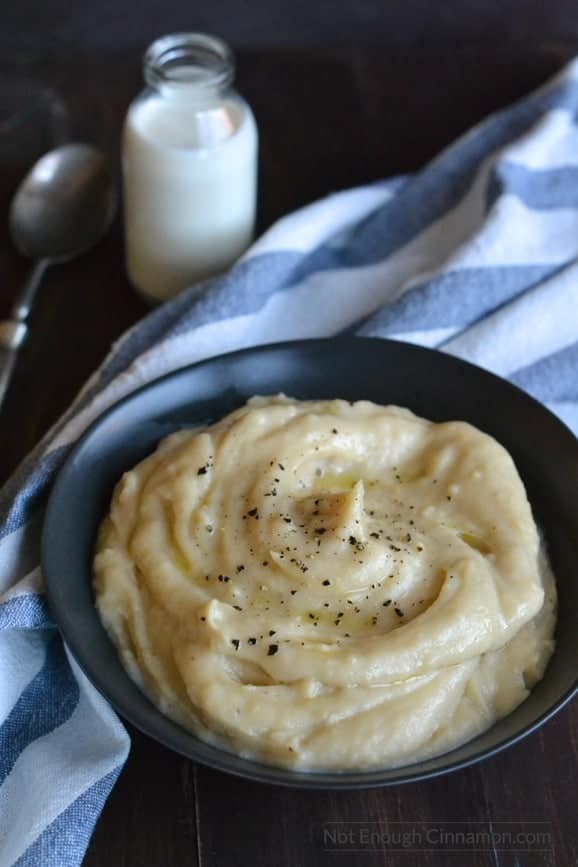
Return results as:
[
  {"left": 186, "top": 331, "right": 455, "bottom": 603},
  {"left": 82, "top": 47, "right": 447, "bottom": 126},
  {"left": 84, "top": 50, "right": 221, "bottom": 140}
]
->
[{"left": 42, "top": 336, "right": 578, "bottom": 788}]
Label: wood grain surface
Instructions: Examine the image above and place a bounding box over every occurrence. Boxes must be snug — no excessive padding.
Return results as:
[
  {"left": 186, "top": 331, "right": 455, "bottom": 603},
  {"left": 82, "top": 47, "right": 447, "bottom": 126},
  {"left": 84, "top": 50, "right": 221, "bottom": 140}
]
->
[{"left": 0, "top": 7, "right": 577, "bottom": 864}]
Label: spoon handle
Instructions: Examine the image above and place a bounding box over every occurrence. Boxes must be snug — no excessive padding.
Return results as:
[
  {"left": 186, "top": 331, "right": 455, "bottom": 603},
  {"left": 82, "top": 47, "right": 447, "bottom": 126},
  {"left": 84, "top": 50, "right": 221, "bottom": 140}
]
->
[
  {"left": 11, "top": 260, "right": 47, "bottom": 321},
  {"left": 0, "top": 320, "right": 27, "bottom": 412},
  {"left": 0, "top": 260, "right": 48, "bottom": 412}
]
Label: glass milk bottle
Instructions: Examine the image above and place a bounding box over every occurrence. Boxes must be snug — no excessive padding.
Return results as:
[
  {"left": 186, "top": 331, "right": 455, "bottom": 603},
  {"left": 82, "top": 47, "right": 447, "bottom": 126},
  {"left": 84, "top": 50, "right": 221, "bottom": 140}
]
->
[{"left": 122, "top": 33, "right": 258, "bottom": 303}]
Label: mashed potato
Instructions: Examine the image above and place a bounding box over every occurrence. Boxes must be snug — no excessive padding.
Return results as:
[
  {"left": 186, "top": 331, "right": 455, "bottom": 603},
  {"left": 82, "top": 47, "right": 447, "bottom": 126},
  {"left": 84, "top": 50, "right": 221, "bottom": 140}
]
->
[{"left": 94, "top": 396, "right": 556, "bottom": 770}]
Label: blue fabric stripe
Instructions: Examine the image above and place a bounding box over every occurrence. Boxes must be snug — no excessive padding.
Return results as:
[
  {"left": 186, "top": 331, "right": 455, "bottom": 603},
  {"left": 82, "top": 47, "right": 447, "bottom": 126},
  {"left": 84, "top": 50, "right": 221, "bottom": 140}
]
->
[
  {"left": 355, "top": 264, "right": 557, "bottom": 336},
  {"left": 510, "top": 340, "right": 578, "bottom": 402},
  {"left": 13, "top": 766, "right": 124, "bottom": 867},
  {"left": 0, "top": 595, "right": 53, "bottom": 631},
  {"left": 0, "top": 446, "right": 70, "bottom": 541},
  {"left": 487, "top": 162, "right": 578, "bottom": 212},
  {"left": 0, "top": 633, "right": 79, "bottom": 787}
]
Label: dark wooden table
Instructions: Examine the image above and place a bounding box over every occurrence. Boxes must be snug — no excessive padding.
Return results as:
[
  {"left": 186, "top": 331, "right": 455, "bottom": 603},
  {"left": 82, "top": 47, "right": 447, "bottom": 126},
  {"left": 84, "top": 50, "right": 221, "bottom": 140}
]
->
[{"left": 1, "top": 6, "right": 577, "bottom": 864}]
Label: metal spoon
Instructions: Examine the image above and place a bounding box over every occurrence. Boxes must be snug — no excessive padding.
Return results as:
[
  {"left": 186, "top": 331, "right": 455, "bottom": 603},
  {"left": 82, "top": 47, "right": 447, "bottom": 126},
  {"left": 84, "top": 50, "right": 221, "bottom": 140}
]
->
[{"left": 0, "top": 143, "right": 116, "bottom": 410}]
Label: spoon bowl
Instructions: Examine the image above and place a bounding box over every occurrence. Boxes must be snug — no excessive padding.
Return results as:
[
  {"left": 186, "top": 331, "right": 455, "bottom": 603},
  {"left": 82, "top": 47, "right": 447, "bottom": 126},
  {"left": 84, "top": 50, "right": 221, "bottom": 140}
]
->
[{"left": 9, "top": 143, "right": 116, "bottom": 262}]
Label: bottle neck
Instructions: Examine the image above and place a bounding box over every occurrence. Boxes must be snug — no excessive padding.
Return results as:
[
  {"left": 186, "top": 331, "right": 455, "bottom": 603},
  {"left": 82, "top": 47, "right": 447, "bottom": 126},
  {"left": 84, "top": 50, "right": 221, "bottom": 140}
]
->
[{"left": 144, "top": 33, "right": 235, "bottom": 100}]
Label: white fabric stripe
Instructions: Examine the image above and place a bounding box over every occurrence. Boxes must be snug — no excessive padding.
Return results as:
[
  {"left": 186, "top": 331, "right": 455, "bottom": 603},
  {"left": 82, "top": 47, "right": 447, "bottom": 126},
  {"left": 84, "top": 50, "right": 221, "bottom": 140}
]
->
[
  {"left": 0, "top": 516, "right": 43, "bottom": 596},
  {"left": 0, "top": 658, "right": 129, "bottom": 866},
  {"left": 503, "top": 109, "right": 578, "bottom": 170},
  {"left": 0, "top": 568, "right": 43, "bottom": 605},
  {"left": 442, "top": 260, "right": 578, "bottom": 376},
  {"left": 387, "top": 327, "right": 458, "bottom": 348},
  {"left": 0, "top": 631, "right": 46, "bottom": 729},
  {"left": 438, "top": 195, "right": 578, "bottom": 273}
]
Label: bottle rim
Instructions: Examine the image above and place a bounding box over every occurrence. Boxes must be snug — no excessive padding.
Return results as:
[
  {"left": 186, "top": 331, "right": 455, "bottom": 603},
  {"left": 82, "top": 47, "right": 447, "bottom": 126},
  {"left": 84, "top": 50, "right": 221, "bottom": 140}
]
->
[{"left": 144, "top": 33, "right": 235, "bottom": 91}]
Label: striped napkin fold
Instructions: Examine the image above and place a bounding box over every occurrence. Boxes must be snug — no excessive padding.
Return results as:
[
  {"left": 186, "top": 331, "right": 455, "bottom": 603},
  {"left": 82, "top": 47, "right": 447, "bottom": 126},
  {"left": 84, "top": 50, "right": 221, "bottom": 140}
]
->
[{"left": 1, "top": 57, "right": 578, "bottom": 867}]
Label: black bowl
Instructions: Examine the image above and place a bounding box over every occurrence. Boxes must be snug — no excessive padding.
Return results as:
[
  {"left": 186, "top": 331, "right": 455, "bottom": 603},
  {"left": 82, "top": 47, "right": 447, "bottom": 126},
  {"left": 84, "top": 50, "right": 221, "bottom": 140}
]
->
[{"left": 42, "top": 337, "right": 578, "bottom": 788}]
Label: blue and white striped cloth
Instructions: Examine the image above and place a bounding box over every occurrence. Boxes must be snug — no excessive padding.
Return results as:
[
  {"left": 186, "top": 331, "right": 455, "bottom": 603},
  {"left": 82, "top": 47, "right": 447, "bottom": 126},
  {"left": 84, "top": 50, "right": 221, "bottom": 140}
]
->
[{"left": 2, "top": 57, "right": 578, "bottom": 866}]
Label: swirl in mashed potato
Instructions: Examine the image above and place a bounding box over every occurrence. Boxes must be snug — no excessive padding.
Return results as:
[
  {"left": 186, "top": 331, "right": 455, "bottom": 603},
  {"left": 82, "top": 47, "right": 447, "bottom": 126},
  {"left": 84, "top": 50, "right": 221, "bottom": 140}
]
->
[{"left": 94, "top": 396, "right": 556, "bottom": 771}]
